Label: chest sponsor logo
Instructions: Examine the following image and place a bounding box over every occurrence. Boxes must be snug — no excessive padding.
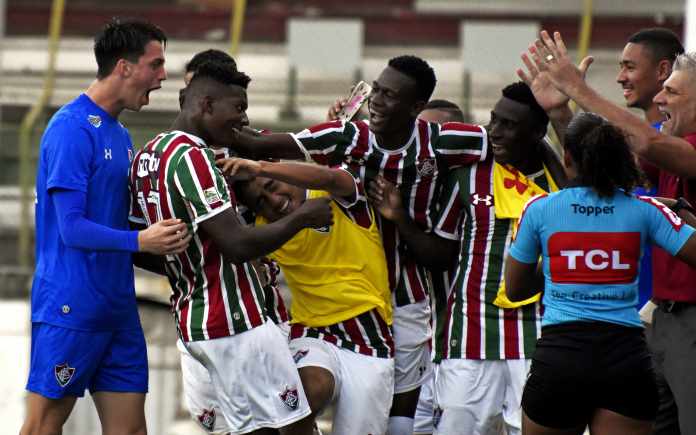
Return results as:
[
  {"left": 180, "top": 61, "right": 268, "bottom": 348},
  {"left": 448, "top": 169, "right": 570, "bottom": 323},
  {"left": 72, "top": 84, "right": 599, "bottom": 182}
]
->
[
  {"left": 54, "top": 363, "right": 76, "bottom": 387},
  {"left": 470, "top": 193, "right": 493, "bottom": 207},
  {"left": 548, "top": 232, "right": 640, "bottom": 284},
  {"left": 88, "top": 115, "right": 101, "bottom": 128},
  {"left": 203, "top": 187, "right": 221, "bottom": 205},
  {"left": 279, "top": 385, "right": 300, "bottom": 410},
  {"left": 416, "top": 158, "right": 436, "bottom": 177},
  {"left": 136, "top": 152, "right": 160, "bottom": 177},
  {"left": 197, "top": 408, "right": 216, "bottom": 431}
]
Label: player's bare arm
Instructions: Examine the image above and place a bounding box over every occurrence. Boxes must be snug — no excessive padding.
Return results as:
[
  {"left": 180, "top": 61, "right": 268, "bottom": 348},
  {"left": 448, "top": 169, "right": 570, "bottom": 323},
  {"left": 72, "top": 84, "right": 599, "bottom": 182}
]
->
[
  {"left": 368, "top": 175, "right": 457, "bottom": 269},
  {"left": 218, "top": 158, "right": 356, "bottom": 198},
  {"left": 526, "top": 30, "right": 696, "bottom": 178},
  {"left": 199, "top": 198, "right": 333, "bottom": 264},
  {"left": 228, "top": 130, "right": 305, "bottom": 161},
  {"left": 504, "top": 257, "right": 545, "bottom": 302}
]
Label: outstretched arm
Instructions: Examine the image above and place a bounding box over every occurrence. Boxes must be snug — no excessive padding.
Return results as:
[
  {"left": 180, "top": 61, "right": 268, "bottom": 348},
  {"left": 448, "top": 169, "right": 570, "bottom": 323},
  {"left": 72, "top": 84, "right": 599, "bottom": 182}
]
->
[
  {"left": 228, "top": 131, "right": 306, "bottom": 161},
  {"left": 527, "top": 30, "right": 696, "bottom": 178},
  {"left": 367, "top": 176, "right": 458, "bottom": 269},
  {"left": 218, "top": 158, "right": 356, "bottom": 198}
]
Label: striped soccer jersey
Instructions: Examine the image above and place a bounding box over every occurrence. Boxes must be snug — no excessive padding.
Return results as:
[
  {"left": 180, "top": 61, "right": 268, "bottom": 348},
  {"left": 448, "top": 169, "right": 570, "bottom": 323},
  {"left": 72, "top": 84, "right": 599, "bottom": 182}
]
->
[
  {"left": 434, "top": 156, "right": 548, "bottom": 360},
  {"left": 129, "top": 130, "right": 267, "bottom": 342},
  {"left": 290, "top": 308, "right": 395, "bottom": 358},
  {"left": 292, "top": 119, "right": 487, "bottom": 307}
]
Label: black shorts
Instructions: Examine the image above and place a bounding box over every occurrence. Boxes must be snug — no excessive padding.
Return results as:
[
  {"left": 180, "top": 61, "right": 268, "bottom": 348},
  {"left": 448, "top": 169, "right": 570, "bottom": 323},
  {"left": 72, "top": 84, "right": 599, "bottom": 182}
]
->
[{"left": 522, "top": 321, "right": 658, "bottom": 429}]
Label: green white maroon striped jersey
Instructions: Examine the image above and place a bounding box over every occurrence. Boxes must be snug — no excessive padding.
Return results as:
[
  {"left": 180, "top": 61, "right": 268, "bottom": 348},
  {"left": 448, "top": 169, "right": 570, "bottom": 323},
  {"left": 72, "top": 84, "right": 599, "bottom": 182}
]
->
[
  {"left": 434, "top": 156, "right": 547, "bottom": 360},
  {"left": 128, "top": 130, "right": 267, "bottom": 342},
  {"left": 292, "top": 119, "right": 487, "bottom": 307}
]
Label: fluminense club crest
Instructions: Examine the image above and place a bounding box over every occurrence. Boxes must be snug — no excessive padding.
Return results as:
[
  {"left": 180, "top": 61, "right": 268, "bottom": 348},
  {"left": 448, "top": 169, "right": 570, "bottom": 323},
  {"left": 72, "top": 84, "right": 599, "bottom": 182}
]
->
[
  {"left": 279, "top": 386, "right": 300, "bottom": 410},
  {"left": 54, "top": 363, "right": 75, "bottom": 387},
  {"left": 88, "top": 115, "right": 102, "bottom": 128},
  {"left": 416, "top": 158, "right": 436, "bottom": 177},
  {"left": 197, "top": 408, "right": 216, "bottom": 431}
]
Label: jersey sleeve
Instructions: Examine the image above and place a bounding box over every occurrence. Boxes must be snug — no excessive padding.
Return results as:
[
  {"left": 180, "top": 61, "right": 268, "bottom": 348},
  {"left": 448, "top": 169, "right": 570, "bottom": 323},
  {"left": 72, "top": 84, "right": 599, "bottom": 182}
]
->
[
  {"left": 332, "top": 165, "right": 374, "bottom": 229},
  {"left": 434, "top": 170, "right": 464, "bottom": 241},
  {"left": 44, "top": 119, "right": 94, "bottom": 193},
  {"left": 509, "top": 195, "right": 545, "bottom": 264},
  {"left": 639, "top": 196, "right": 696, "bottom": 255},
  {"left": 291, "top": 120, "right": 360, "bottom": 166},
  {"left": 434, "top": 122, "right": 488, "bottom": 170},
  {"left": 173, "top": 147, "right": 232, "bottom": 225}
]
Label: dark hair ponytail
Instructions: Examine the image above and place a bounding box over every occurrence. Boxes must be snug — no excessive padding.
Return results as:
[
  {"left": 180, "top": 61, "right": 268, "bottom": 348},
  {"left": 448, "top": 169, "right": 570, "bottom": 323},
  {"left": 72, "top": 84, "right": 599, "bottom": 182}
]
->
[{"left": 564, "top": 112, "right": 641, "bottom": 197}]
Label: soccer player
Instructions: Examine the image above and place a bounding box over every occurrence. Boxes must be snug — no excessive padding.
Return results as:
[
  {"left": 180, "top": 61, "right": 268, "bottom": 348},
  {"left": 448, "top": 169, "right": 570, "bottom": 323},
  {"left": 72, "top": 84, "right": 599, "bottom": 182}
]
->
[
  {"left": 129, "top": 61, "right": 332, "bottom": 434},
  {"left": 224, "top": 55, "right": 488, "bottom": 435},
  {"left": 174, "top": 50, "right": 290, "bottom": 434},
  {"left": 222, "top": 156, "right": 395, "bottom": 435},
  {"left": 21, "top": 19, "right": 192, "bottom": 435},
  {"left": 368, "top": 82, "right": 565, "bottom": 435}
]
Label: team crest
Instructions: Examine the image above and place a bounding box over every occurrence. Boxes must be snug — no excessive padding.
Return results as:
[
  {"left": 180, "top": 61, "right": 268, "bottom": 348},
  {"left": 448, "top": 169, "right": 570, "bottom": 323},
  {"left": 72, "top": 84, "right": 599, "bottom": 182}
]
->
[
  {"left": 279, "top": 386, "right": 300, "bottom": 410},
  {"left": 293, "top": 349, "right": 309, "bottom": 363},
  {"left": 197, "top": 408, "right": 216, "bottom": 431},
  {"left": 416, "top": 158, "right": 436, "bottom": 177},
  {"left": 203, "top": 187, "right": 221, "bottom": 205},
  {"left": 54, "top": 363, "right": 75, "bottom": 387},
  {"left": 87, "top": 115, "right": 102, "bottom": 128}
]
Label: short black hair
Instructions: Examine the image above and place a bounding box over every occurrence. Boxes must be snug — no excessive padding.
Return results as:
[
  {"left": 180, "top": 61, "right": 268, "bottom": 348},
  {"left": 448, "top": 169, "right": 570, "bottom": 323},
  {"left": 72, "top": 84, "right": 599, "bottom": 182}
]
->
[
  {"left": 501, "top": 82, "right": 549, "bottom": 128},
  {"left": 388, "top": 55, "right": 437, "bottom": 102},
  {"left": 185, "top": 49, "right": 237, "bottom": 74},
  {"left": 184, "top": 61, "right": 251, "bottom": 109},
  {"left": 422, "top": 99, "right": 465, "bottom": 122},
  {"left": 94, "top": 18, "right": 167, "bottom": 79},
  {"left": 627, "top": 28, "right": 684, "bottom": 64}
]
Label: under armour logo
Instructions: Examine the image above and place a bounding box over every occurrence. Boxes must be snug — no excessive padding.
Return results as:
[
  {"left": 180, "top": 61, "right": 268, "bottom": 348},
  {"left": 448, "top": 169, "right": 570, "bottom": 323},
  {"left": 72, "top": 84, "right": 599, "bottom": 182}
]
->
[
  {"left": 104, "top": 148, "right": 112, "bottom": 160},
  {"left": 471, "top": 193, "right": 493, "bottom": 206}
]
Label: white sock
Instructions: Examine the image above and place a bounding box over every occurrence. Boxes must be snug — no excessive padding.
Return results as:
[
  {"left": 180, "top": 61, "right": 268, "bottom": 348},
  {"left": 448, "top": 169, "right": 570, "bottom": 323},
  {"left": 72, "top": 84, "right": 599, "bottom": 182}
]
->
[{"left": 388, "top": 416, "right": 414, "bottom": 435}]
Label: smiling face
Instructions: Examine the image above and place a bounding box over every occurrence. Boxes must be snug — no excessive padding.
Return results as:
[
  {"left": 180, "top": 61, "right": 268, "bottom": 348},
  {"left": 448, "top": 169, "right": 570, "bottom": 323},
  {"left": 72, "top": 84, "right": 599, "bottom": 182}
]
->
[
  {"left": 238, "top": 177, "right": 305, "bottom": 222},
  {"left": 653, "top": 69, "right": 696, "bottom": 137},
  {"left": 616, "top": 43, "right": 665, "bottom": 111},
  {"left": 487, "top": 97, "right": 543, "bottom": 166},
  {"left": 201, "top": 85, "right": 250, "bottom": 146},
  {"left": 121, "top": 40, "right": 167, "bottom": 111},
  {"left": 368, "top": 67, "right": 422, "bottom": 136}
]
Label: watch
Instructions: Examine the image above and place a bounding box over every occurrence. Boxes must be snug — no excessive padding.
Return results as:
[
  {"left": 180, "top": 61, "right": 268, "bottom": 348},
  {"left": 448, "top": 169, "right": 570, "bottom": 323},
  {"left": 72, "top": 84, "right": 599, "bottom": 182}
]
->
[{"left": 671, "top": 197, "right": 695, "bottom": 215}]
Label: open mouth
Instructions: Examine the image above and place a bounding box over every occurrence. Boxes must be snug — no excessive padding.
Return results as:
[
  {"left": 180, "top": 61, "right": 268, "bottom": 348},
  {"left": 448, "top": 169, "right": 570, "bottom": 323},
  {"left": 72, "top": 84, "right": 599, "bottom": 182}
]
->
[
  {"left": 369, "top": 107, "right": 387, "bottom": 123},
  {"left": 278, "top": 198, "right": 291, "bottom": 215}
]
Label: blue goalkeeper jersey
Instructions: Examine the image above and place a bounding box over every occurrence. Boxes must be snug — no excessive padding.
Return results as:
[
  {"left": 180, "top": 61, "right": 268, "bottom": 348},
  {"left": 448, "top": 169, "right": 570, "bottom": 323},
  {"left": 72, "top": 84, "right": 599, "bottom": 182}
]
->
[{"left": 32, "top": 94, "right": 140, "bottom": 331}]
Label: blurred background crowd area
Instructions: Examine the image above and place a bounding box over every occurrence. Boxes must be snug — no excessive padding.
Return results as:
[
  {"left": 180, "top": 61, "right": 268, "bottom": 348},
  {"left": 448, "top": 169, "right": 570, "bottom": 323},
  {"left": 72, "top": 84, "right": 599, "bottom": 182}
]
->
[{"left": 0, "top": 0, "right": 691, "bottom": 433}]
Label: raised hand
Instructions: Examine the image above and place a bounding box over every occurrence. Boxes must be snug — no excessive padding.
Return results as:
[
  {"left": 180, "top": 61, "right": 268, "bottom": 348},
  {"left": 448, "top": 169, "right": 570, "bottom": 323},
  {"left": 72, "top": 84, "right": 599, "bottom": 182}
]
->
[
  {"left": 216, "top": 157, "right": 262, "bottom": 181},
  {"left": 296, "top": 197, "right": 334, "bottom": 229},
  {"left": 367, "top": 175, "right": 406, "bottom": 222},
  {"left": 521, "top": 30, "right": 594, "bottom": 97},
  {"left": 138, "top": 218, "right": 191, "bottom": 255},
  {"left": 327, "top": 97, "right": 348, "bottom": 121}
]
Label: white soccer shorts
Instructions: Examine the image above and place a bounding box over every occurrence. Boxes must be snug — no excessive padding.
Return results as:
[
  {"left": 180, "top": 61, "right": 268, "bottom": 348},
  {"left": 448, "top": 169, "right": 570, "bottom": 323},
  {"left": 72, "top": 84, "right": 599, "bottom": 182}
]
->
[
  {"left": 289, "top": 336, "right": 395, "bottom": 435},
  {"left": 179, "top": 321, "right": 311, "bottom": 434},
  {"left": 413, "top": 364, "right": 438, "bottom": 434},
  {"left": 433, "top": 359, "right": 530, "bottom": 435},
  {"left": 392, "top": 298, "right": 433, "bottom": 394}
]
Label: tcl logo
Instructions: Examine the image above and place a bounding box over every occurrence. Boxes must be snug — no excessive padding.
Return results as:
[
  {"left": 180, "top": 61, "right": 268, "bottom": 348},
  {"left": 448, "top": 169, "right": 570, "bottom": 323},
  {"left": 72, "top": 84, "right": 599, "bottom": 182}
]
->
[{"left": 549, "top": 232, "right": 640, "bottom": 284}]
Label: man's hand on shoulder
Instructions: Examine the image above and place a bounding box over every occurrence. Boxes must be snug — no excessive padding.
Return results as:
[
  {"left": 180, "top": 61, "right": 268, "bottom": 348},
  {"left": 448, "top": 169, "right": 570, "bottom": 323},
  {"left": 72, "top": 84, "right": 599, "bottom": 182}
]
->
[{"left": 296, "top": 197, "right": 334, "bottom": 229}]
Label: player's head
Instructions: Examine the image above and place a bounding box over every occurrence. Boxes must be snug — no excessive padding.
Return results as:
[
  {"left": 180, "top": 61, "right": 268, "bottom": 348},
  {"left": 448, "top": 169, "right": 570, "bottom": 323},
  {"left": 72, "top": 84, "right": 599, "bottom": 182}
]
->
[
  {"left": 419, "top": 99, "right": 465, "bottom": 123},
  {"left": 182, "top": 61, "right": 251, "bottom": 146},
  {"left": 368, "top": 55, "right": 436, "bottom": 135},
  {"left": 93, "top": 18, "right": 168, "bottom": 111},
  {"left": 488, "top": 82, "right": 548, "bottom": 166},
  {"left": 235, "top": 177, "right": 305, "bottom": 223},
  {"left": 617, "top": 28, "right": 684, "bottom": 110},
  {"left": 653, "top": 52, "right": 696, "bottom": 137},
  {"left": 184, "top": 49, "right": 237, "bottom": 85},
  {"left": 563, "top": 112, "right": 640, "bottom": 197},
  {"left": 180, "top": 49, "right": 238, "bottom": 108}
]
